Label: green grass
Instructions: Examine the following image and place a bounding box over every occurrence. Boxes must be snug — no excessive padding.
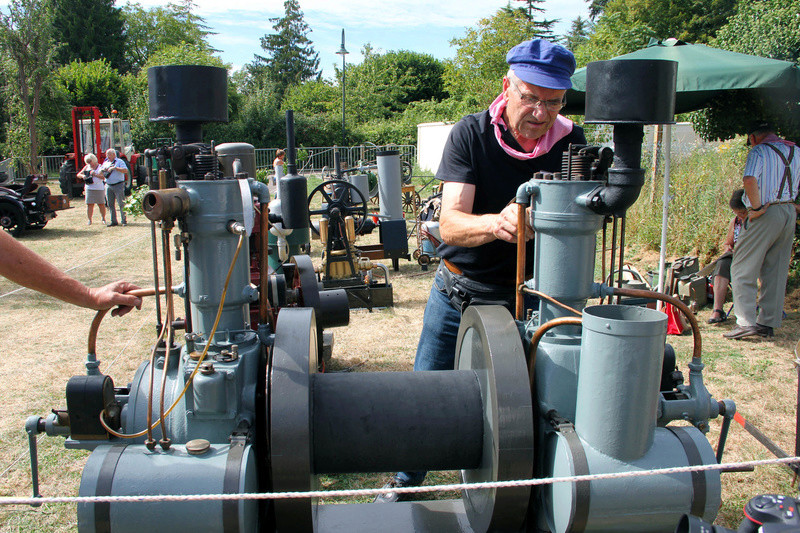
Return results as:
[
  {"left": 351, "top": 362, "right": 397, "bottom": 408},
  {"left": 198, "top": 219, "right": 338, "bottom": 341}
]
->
[{"left": 628, "top": 141, "right": 750, "bottom": 264}]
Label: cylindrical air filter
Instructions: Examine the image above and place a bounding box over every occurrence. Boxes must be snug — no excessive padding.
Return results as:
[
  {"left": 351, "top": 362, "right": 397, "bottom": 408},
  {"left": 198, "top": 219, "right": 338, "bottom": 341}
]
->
[
  {"left": 348, "top": 174, "right": 370, "bottom": 205},
  {"left": 376, "top": 150, "right": 404, "bottom": 220},
  {"left": 147, "top": 65, "right": 228, "bottom": 143},
  {"left": 585, "top": 59, "right": 677, "bottom": 124}
]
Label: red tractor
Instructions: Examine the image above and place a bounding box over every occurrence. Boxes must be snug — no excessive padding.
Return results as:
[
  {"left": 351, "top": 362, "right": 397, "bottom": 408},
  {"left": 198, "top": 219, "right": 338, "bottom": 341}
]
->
[{"left": 58, "top": 107, "right": 147, "bottom": 198}]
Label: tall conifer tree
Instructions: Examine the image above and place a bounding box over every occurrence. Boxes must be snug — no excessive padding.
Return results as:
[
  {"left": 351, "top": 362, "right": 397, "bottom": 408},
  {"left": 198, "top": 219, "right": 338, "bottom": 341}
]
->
[
  {"left": 251, "top": 0, "right": 320, "bottom": 98},
  {"left": 50, "top": 0, "right": 127, "bottom": 72}
]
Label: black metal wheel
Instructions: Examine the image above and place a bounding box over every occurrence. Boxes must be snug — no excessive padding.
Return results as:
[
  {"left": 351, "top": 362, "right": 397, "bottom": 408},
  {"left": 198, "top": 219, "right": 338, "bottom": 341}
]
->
[
  {"left": 401, "top": 159, "right": 413, "bottom": 184},
  {"left": 59, "top": 160, "right": 75, "bottom": 196},
  {"left": 307, "top": 179, "right": 368, "bottom": 237},
  {"left": 0, "top": 202, "right": 25, "bottom": 237},
  {"left": 402, "top": 189, "right": 421, "bottom": 217},
  {"left": 136, "top": 165, "right": 147, "bottom": 187}
]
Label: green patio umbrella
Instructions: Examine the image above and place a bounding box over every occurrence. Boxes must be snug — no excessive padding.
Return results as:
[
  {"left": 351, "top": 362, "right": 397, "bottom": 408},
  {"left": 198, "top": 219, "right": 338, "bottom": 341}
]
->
[{"left": 563, "top": 38, "right": 800, "bottom": 115}]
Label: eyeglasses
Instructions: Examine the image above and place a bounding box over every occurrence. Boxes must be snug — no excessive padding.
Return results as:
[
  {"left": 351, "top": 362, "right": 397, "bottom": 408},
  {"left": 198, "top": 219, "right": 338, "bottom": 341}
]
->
[{"left": 508, "top": 77, "right": 565, "bottom": 112}]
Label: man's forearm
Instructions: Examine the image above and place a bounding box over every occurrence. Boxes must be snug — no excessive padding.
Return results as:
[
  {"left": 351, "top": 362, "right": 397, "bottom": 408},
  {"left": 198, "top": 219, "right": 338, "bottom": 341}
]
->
[
  {"left": 0, "top": 233, "right": 94, "bottom": 308},
  {"left": 439, "top": 210, "right": 499, "bottom": 247}
]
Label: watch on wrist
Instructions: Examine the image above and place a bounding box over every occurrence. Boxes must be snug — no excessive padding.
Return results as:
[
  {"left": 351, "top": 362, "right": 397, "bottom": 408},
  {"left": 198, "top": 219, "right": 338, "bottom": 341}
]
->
[{"left": 751, "top": 204, "right": 765, "bottom": 212}]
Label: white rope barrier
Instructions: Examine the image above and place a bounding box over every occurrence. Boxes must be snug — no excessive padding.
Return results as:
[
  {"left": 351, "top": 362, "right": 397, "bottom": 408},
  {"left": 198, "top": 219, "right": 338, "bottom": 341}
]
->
[{"left": 2, "top": 455, "right": 798, "bottom": 507}]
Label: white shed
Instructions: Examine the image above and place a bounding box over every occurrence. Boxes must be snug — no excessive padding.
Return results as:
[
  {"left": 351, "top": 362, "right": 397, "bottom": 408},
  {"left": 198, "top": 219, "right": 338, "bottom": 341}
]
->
[{"left": 416, "top": 122, "right": 455, "bottom": 175}]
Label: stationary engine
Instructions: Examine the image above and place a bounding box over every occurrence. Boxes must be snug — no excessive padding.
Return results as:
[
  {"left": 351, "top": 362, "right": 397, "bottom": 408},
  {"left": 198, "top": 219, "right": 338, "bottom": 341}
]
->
[{"left": 25, "top": 61, "right": 743, "bottom": 532}]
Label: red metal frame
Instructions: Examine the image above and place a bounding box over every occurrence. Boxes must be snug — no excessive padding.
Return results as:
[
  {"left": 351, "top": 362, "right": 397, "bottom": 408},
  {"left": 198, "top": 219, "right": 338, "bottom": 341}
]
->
[{"left": 70, "top": 106, "right": 104, "bottom": 165}]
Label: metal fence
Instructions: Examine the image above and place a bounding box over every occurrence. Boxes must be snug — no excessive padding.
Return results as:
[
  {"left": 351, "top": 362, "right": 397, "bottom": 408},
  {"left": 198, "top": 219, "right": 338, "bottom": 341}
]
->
[
  {"left": 0, "top": 155, "right": 65, "bottom": 181},
  {"left": 1, "top": 146, "right": 417, "bottom": 182},
  {"left": 254, "top": 145, "right": 417, "bottom": 175}
]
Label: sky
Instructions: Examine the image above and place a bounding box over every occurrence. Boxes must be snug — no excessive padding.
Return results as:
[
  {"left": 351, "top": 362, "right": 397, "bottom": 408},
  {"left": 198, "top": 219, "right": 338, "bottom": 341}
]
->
[{"left": 136, "top": 0, "right": 591, "bottom": 75}]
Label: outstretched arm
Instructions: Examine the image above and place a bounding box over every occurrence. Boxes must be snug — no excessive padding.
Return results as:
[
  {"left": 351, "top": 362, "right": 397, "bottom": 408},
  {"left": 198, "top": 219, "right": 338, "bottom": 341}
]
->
[{"left": 0, "top": 231, "right": 142, "bottom": 316}]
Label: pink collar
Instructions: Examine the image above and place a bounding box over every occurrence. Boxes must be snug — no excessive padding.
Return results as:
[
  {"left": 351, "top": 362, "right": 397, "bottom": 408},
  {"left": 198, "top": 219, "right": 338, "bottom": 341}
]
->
[{"left": 488, "top": 93, "right": 573, "bottom": 160}]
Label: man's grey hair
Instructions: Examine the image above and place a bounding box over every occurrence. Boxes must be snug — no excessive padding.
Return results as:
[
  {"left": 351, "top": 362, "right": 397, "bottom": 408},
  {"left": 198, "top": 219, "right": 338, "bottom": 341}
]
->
[{"left": 106, "top": 148, "right": 117, "bottom": 157}]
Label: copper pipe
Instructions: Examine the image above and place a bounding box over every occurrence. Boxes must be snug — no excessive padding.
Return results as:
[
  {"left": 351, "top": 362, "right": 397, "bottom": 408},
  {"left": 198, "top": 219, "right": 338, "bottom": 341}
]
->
[
  {"left": 527, "top": 317, "right": 583, "bottom": 390},
  {"left": 520, "top": 286, "right": 582, "bottom": 317},
  {"left": 158, "top": 227, "right": 175, "bottom": 445},
  {"left": 515, "top": 202, "right": 527, "bottom": 320},
  {"left": 150, "top": 220, "right": 162, "bottom": 330},
  {"left": 601, "top": 217, "right": 608, "bottom": 304},
  {"left": 609, "top": 216, "right": 618, "bottom": 294},
  {"left": 87, "top": 287, "right": 173, "bottom": 356},
  {"left": 616, "top": 215, "right": 627, "bottom": 304},
  {"left": 613, "top": 286, "right": 702, "bottom": 363}
]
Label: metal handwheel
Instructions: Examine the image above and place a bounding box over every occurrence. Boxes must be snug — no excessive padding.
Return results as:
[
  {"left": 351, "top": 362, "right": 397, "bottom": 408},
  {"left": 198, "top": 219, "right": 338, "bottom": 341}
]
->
[{"left": 307, "top": 179, "right": 368, "bottom": 237}]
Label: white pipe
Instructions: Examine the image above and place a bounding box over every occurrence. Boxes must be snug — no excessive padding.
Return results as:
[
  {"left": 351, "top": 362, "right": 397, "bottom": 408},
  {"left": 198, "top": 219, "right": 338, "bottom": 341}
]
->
[{"left": 656, "top": 124, "right": 672, "bottom": 311}]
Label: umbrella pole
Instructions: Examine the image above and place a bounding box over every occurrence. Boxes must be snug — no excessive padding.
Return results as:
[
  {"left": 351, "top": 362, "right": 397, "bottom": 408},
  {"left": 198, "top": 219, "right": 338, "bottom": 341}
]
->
[{"left": 656, "top": 124, "right": 672, "bottom": 311}]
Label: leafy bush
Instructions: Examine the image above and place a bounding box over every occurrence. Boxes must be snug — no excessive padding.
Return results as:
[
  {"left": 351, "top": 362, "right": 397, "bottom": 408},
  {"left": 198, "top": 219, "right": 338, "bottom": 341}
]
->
[{"left": 123, "top": 184, "right": 149, "bottom": 218}]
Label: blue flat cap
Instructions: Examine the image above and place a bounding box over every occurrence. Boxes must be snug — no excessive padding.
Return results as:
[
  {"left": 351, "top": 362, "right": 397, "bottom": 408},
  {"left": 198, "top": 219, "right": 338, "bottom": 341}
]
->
[{"left": 506, "top": 39, "right": 576, "bottom": 90}]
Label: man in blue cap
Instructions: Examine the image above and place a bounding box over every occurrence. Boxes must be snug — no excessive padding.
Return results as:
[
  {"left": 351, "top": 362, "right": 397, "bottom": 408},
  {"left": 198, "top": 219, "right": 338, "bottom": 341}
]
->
[{"left": 375, "top": 39, "right": 585, "bottom": 503}]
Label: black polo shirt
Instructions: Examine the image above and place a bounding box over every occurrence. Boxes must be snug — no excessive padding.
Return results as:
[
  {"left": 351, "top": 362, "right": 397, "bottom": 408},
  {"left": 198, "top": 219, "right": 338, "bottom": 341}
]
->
[{"left": 436, "top": 109, "right": 586, "bottom": 284}]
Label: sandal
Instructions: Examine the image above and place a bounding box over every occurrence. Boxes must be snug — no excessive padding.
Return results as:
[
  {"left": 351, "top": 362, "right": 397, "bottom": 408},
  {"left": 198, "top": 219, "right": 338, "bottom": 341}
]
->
[{"left": 708, "top": 309, "right": 727, "bottom": 324}]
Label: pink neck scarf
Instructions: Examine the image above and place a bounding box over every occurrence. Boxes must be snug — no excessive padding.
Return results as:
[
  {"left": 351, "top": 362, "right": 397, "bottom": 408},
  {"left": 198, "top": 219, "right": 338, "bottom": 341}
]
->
[
  {"left": 488, "top": 93, "right": 574, "bottom": 160},
  {"left": 761, "top": 133, "right": 796, "bottom": 147}
]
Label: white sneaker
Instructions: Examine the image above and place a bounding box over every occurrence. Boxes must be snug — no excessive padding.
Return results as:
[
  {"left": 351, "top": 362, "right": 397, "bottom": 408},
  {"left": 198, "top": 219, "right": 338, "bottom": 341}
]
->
[{"left": 87, "top": 220, "right": 91, "bottom": 225}]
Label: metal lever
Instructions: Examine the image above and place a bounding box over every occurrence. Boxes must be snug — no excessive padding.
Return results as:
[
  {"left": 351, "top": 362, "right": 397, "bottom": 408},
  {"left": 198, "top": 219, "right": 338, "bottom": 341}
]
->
[{"left": 24, "top": 416, "right": 43, "bottom": 507}]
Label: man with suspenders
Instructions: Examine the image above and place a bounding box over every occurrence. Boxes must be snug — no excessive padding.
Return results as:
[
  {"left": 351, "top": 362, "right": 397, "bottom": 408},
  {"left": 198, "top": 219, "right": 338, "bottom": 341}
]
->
[{"left": 725, "top": 121, "right": 800, "bottom": 339}]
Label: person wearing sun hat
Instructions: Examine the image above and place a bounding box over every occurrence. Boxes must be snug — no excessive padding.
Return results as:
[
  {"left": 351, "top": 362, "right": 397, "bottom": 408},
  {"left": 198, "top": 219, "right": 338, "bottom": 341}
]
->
[{"left": 374, "top": 39, "right": 586, "bottom": 504}]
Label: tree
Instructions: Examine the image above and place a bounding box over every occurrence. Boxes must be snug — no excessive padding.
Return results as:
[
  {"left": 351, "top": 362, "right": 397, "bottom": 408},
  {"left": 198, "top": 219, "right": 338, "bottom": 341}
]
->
[
  {"left": 50, "top": 0, "right": 127, "bottom": 72},
  {"left": 690, "top": 0, "right": 800, "bottom": 141},
  {"left": 505, "top": 0, "right": 558, "bottom": 41},
  {"left": 0, "top": 0, "right": 57, "bottom": 172},
  {"left": 586, "top": 0, "right": 609, "bottom": 21},
  {"left": 564, "top": 16, "right": 592, "bottom": 52},
  {"left": 54, "top": 59, "right": 129, "bottom": 113},
  {"left": 594, "top": 0, "right": 737, "bottom": 45},
  {"left": 444, "top": 8, "right": 541, "bottom": 107},
  {"left": 282, "top": 80, "right": 339, "bottom": 116},
  {"left": 714, "top": 0, "right": 800, "bottom": 63},
  {"left": 251, "top": 0, "right": 320, "bottom": 98},
  {"left": 340, "top": 48, "right": 448, "bottom": 122},
  {"left": 571, "top": 11, "right": 654, "bottom": 67},
  {"left": 122, "top": 1, "right": 216, "bottom": 73}
]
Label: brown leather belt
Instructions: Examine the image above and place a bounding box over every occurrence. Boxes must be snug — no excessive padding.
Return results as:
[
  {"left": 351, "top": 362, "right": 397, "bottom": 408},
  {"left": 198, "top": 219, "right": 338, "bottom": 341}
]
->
[{"left": 443, "top": 259, "right": 463, "bottom": 276}]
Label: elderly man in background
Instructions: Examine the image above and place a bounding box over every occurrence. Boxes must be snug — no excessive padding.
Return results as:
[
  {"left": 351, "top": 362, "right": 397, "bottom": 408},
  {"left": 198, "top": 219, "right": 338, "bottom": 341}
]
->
[
  {"left": 375, "top": 38, "right": 586, "bottom": 503},
  {"left": 724, "top": 121, "right": 799, "bottom": 340},
  {"left": 100, "top": 148, "right": 129, "bottom": 227}
]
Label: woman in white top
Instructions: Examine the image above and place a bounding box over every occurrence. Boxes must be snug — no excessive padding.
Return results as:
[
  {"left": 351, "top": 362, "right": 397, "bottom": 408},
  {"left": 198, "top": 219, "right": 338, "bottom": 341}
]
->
[{"left": 81, "top": 153, "right": 107, "bottom": 225}]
